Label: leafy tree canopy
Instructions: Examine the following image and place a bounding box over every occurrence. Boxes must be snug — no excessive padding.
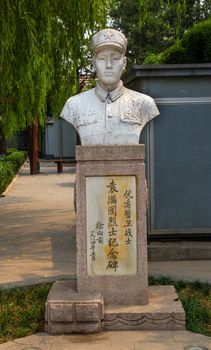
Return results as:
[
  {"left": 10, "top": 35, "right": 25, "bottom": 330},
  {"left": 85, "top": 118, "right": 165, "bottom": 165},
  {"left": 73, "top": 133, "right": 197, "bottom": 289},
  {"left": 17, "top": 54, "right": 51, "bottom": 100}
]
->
[
  {"left": 109, "top": 0, "right": 211, "bottom": 65},
  {"left": 144, "top": 18, "right": 211, "bottom": 63},
  {"left": 0, "top": 0, "right": 109, "bottom": 136}
]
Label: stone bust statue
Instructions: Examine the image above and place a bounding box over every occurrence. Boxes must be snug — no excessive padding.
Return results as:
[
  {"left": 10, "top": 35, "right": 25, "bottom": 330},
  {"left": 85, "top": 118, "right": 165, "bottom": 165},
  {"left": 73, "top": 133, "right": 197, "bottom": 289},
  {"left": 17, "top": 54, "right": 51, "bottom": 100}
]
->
[{"left": 61, "top": 28, "right": 159, "bottom": 144}]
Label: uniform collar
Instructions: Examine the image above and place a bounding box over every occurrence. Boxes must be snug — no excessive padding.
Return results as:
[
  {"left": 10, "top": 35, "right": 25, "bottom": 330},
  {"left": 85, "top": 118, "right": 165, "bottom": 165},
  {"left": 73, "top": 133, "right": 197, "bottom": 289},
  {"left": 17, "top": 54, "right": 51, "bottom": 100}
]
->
[{"left": 95, "top": 80, "right": 124, "bottom": 102}]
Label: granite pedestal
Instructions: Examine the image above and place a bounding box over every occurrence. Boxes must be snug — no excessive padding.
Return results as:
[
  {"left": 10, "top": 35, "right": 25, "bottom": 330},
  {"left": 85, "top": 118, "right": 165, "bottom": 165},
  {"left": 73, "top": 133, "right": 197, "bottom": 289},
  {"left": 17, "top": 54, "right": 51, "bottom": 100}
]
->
[{"left": 45, "top": 145, "right": 185, "bottom": 333}]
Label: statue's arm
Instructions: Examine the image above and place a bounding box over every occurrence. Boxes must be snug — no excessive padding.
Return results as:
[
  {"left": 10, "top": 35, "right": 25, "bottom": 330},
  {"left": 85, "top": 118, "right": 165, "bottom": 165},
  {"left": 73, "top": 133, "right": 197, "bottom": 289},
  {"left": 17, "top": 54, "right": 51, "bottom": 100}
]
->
[
  {"left": 60, "top": 98, "right": 77, "bottom": 129},
  {"left": 145, "top": 97, "right": 159, "bottom": 120},
  {"left": 140, "top": 95, "right": 160, "bottom": 128}
]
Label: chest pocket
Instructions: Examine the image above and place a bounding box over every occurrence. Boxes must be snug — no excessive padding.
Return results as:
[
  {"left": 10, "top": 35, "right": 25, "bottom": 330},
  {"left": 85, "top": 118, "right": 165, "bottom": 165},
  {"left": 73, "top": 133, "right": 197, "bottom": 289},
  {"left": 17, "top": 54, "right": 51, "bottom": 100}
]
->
[
  {"left": 74, "top": 112, "right": 98, "bottom": 128},
  {"left": 120, "top": 110, "right": 142, "bottom": 125}
]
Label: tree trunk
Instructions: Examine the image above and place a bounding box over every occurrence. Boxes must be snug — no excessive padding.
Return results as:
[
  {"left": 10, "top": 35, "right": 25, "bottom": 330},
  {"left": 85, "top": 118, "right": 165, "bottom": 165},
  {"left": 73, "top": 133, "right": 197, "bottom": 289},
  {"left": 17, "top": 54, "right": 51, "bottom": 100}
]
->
[
  {"left": 29, "top": 121, "right": 38, "bottom": 175},
  {"left": 0, "top": 124, "right": 6, "bottom": 154}
]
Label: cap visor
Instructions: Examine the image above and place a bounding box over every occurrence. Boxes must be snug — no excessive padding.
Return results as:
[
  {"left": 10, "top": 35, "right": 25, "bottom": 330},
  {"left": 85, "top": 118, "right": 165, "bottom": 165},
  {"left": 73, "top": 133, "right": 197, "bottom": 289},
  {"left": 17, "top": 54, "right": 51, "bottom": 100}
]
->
[{"left": 94, "top": 42, "right": 124, "bottom": 53}]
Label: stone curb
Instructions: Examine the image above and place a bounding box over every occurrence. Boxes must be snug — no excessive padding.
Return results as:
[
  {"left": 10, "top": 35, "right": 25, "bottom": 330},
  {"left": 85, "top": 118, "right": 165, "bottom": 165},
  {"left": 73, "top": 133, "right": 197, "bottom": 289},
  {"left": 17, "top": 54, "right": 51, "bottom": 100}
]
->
[
  {"left": 0, "top": 272, "right": 210, "bottom": 290},
  {"left": 0, "top": 274, "right": 76, "bottom": 290},
  {"left": 0, "top": 160, "right": 27, "bottom": 197}
]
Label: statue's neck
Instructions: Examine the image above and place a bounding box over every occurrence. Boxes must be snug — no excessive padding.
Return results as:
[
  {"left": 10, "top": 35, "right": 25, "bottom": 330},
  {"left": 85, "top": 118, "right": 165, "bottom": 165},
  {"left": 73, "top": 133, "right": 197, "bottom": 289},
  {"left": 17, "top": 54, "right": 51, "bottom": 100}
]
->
[{"left": 97, "top": 80, "right": 121, "bottom": 92}]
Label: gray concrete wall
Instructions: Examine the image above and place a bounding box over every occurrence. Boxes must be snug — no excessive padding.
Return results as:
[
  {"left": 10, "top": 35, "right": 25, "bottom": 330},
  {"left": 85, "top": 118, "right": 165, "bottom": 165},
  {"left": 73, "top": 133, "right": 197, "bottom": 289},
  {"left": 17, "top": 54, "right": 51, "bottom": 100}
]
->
[
  {"left": 45, "top": 119, "right": 77, "bottom": 159},
  {"left": 124, "top": 64, "right": 211, "bottom": 238}
]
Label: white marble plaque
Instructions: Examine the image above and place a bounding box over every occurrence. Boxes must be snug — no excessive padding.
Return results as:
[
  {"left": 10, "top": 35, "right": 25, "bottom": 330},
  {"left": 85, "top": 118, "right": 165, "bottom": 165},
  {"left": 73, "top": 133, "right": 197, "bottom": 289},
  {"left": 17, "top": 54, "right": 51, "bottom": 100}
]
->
[{"left": 86, "top": 176, "right": 137, "bottom": 276}]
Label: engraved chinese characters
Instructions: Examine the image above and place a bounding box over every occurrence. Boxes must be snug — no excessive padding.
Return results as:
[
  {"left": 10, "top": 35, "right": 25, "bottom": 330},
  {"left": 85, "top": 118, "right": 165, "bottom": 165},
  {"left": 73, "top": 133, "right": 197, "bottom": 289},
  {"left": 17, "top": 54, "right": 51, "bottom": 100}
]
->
[{"left": 86, "top": 176, "right": 137, "bottom": 275}]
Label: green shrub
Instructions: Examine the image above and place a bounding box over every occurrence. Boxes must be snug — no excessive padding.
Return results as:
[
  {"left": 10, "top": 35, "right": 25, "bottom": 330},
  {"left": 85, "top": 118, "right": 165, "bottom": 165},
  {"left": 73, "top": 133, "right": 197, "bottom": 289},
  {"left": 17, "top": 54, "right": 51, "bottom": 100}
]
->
[
  {"left": 159, "top": 43, "right": 188, "bottom": 64},
  {"left": 0, "top": 161, "right": 15, "bottom": 194},
  {"left": 6, "top": 147, "right": 18, "bottom": 155},
  {"left": 181, "top": 20, "right": 211, "bottom": 63},
  {"left": 143, "top": 19, "right": 211, "bottom": 64},
  {"left": 0, "top": 151, "right": 26, "bottom": 194},
  {"left": 4, "top": 151, "right": 26, "bottom": 169},
  {"left": 143, "top": 53, "right": 162, "bottom": 64},
  {"left": 143, "top": 43, "right": 187, "bottom": 64}
]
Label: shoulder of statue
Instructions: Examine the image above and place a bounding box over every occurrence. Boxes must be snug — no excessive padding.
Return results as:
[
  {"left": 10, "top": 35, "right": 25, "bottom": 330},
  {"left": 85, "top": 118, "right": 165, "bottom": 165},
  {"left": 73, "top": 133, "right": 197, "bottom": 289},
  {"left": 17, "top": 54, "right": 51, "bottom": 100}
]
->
[
  {"left": 121, "top": 87, "right": 160, "bottom": 125},
  {"left": 60, "top": 87, "right": 98, "bottom": 128},
  {"left": 123, "top": 87, "right": 154, "bottom": 103},
  {"left": 67, "top": 88, "right": 95, "bottom": 106}
]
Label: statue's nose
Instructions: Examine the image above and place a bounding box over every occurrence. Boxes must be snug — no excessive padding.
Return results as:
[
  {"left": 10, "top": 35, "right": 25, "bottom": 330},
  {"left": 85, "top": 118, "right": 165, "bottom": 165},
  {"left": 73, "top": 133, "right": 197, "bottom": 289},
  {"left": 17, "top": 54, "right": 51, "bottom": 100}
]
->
[{"left": 106, "top": 57, "right": 112, "bottom": 69}]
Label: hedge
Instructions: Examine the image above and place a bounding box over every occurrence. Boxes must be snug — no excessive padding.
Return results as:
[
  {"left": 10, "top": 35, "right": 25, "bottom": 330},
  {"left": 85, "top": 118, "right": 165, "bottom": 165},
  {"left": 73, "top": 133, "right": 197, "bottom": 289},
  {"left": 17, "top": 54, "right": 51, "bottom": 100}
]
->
[
  {"left": 143, "top": 19, "right": 211, "bottom": 64},
  {"left": 0, "top": 151, "right": 26, "bottom": 195},
  {"left": 181, "top": 20, "right": 211, "bottom": 63}
]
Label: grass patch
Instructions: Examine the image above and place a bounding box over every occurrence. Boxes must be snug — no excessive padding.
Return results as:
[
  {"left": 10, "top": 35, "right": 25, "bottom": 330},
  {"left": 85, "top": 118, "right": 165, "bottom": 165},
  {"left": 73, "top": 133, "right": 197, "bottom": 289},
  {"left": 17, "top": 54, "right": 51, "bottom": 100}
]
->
[
  {"left": 0, "top": 283, "right": 51, "bottom": 344},
  {"left": 0, "top": 278, "right": 210, "bottom": 344},
  {"left": 149, "top": 276, "right": 211, "bottom": 337}
]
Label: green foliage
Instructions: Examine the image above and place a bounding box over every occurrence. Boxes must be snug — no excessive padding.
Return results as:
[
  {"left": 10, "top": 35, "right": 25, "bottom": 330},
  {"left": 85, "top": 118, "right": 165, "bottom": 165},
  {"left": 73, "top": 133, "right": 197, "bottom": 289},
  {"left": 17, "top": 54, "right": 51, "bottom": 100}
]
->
[
  {"left": 5, "top": 147, "right": 18, "bottom": 155},
  {"left": 0, "top": 0, "right": 109, "bottom": 137},
  {"left": 142, "top": 53, "right": 163, "bottom": 64},
  {"left": 4, "top": 151, "right": 26, "bottom": 168},
  {"left": 110, "top": 0, "right": 211, "bottom": 65},
  {"left": 159, "top": 43, "right": 188, "bottom": 64},
  {"left": 181, "top": 297, "right": 210, "bottom": 333},
  {"left": 0, "top": 284, "right": 51, "bottom": 343},
  {"left": 181, "top": 19, "right": 211, "bottom": 63},
  {"left": 110, "top": 0, "right": 171, "bottom": 64},
  {"left": 138, "top": 0, "right": 187, "bottom": 37},
  {"left": 0, "top": 150, "right": 26, "bottom": 194},
  {"left": 143, "top": 19, "right": 211, "bottom": 63},
  {"left": 0, "top": 161, "right": 15, "bottom": 195}
]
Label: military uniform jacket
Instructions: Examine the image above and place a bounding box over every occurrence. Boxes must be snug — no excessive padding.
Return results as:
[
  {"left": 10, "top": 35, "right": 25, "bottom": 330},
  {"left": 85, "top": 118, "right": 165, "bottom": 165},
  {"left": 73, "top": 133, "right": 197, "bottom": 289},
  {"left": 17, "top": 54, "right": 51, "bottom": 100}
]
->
[{"left": 60, "top": 81, "right": 159, "bottom": 145}]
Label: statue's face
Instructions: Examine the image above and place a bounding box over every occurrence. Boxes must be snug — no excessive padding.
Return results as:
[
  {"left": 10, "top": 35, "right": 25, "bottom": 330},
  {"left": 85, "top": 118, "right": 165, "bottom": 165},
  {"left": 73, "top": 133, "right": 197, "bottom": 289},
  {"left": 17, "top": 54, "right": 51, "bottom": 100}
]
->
[{"left": 94, "top": 46, "right": 126, "bottom": 86}]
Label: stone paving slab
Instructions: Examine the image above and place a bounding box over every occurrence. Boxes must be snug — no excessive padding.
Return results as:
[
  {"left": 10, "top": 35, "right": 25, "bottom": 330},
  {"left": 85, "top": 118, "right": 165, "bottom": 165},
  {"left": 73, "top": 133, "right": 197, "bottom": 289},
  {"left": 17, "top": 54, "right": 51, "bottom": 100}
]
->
[{"left": 0, "top": 331, "right": 210, "bottom": 350}]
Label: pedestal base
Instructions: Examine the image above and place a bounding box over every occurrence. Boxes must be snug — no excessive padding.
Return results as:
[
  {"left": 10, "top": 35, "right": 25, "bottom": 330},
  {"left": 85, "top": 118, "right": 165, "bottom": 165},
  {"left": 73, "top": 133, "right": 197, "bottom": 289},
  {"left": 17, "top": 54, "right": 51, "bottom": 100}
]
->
[
  {"left": 45, "top": 281, "right": 185, "bottom": 334},
  {"left": 45, "top": 280, "right": 104, "bottom": 334},
  {"left": 103, "top": 285, "right": 185, "bottom": 331}
]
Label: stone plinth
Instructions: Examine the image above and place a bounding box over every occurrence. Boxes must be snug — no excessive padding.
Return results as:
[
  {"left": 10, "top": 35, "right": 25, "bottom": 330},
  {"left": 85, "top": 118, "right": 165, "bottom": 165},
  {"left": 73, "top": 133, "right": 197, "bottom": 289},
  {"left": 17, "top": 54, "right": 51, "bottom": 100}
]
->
[
  {"left": 103, "top": 285, "right": 185, "bottom": 330},
  {"left": 45, "top": 280, "right": 104, "bottom": 334},
  {"left": 45, "top": 145, "right": 186, "bottom": 334},
  {"left": 76, "top": 145, "right": 148, "bottom": 306},
  {"left": 45, "top": 282, "right": 185, "bottom": 333}
]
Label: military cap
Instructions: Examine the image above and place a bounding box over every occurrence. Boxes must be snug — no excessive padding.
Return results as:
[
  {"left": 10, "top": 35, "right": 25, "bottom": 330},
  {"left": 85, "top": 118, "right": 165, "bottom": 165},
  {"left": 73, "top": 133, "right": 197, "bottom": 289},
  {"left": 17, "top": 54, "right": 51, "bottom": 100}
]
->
[{"left": 91, "top": 28, "right": 127, "bottom": 53}]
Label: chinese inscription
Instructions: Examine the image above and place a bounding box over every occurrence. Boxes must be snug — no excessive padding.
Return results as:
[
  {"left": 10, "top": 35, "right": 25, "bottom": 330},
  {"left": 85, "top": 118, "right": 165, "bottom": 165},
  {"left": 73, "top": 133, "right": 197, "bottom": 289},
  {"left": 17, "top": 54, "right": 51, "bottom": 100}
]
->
[
  {"left": 86, "top": 176, "right": 137, "bottom": 276},
  {"left": 107, "top": 179, "right": 119, "bottom": 272}
]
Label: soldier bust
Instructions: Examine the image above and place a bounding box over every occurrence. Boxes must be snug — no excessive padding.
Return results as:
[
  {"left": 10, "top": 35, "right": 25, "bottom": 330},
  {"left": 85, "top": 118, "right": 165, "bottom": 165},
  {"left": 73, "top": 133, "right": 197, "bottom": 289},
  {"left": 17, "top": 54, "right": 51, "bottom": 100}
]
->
[{"left": 61, "top": 28, "right": 159, "bottom": 145}]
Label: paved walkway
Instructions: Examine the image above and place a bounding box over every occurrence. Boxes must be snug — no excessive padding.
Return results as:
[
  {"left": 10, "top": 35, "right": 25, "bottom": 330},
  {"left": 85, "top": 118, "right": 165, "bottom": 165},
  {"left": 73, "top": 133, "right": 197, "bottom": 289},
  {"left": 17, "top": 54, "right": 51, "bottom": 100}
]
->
[
  {"left": 0, "top": 162, "right": 210, "bottom": 288},
  {"left": 0, "top": 330, "right": 210, "bottom": 350},
  {"left": 0, "top": 162, "right": 210, "bottom": 349},
  {"left": 0, "top": 162, "right": 76, "bottom": 288}
]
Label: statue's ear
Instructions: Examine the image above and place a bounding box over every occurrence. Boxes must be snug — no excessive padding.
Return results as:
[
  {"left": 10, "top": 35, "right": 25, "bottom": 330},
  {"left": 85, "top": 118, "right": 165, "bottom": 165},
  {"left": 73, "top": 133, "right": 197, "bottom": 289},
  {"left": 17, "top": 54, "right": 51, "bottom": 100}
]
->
[
  {"left": 123, "top": 56, "right": 127, "bottom": 70},
  {"left": 92, "top": 56, "right": 96, "bottom": 71}
]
